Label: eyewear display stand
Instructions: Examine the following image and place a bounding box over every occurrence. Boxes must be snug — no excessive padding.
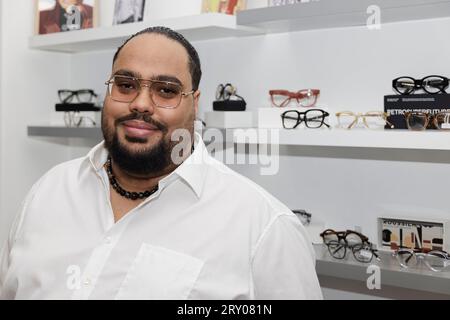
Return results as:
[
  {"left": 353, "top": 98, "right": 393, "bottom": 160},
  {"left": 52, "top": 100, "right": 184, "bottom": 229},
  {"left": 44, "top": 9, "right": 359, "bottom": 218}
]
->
[{"left": 55, "top": 103, "right": 101, "bottom": 112}]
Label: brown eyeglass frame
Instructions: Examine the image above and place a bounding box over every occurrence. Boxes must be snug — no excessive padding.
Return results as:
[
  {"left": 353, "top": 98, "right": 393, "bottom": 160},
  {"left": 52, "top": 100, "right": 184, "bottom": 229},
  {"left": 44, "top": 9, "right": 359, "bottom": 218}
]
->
[
  {"left": 404, "top": 111, "right": 450, "bottom": 131},
  {"left": 269, "top": 89, "right": 320, "bottom": 107}
]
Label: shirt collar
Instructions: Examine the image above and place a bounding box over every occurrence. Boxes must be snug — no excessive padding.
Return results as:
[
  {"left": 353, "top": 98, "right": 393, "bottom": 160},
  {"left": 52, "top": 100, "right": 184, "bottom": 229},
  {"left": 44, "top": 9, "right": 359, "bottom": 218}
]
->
[{"left": 87, "top": 132, "right": 209, "bottom": 198}]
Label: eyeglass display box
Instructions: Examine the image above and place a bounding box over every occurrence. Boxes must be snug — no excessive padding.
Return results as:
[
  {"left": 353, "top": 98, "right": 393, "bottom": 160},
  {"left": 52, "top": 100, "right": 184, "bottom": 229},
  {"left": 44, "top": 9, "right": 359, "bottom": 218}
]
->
[
  {"left": 377, "top": 216, "right": 450, "bottom": 252},
  {"left": 384, "top": 94, "right": 450, "bottom": 129}
]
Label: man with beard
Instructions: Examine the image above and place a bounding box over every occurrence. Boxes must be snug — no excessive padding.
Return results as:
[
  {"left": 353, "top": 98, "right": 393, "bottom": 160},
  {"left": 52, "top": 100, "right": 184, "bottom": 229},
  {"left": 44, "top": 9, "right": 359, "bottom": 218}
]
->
[{"left": 0, "top": 27, "right": 322, "bottom": 300}]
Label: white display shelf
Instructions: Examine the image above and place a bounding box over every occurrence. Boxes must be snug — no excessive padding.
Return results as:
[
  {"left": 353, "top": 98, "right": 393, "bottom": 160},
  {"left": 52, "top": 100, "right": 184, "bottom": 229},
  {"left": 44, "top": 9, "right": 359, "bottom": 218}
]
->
[
  {"left": 27, "top": 125, "right": 102, "bottom": 140},
  {"left": 29, "top": 13, "right": 263, "bottom": 53},
  {"left": 227, "top": 128, "right": 450, "bottom": 151},
  {"left": 315, "top": 244, "right": 450, "bottom": 297},
  {"left": 27, "top": 125, "right": 450, "bottom": 151},
  {"left": 237, "top": 0, "right": 450, "bottom": 33}
]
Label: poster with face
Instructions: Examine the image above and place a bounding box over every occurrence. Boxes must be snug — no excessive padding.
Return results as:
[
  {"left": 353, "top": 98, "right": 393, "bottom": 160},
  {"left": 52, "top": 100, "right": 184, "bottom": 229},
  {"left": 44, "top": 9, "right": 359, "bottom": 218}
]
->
[{"left": 36, "top": 0, "right": 97, "bottom": 35}]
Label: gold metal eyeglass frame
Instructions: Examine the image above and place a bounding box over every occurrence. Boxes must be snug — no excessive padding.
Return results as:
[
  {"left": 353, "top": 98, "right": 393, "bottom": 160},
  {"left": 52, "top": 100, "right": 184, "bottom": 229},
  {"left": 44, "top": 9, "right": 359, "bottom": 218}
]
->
[{"left": 105, "top": 75, "right": 195, "bottom": 109}]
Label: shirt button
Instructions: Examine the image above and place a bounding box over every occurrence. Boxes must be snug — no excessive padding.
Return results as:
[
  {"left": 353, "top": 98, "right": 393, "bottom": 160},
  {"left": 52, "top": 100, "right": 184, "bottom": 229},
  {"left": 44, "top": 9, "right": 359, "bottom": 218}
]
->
[
  {"left": 105, "top": 237, "right": 112, "bottom": 244},
  {"left": 84, "top": 278, "right": 91, "bottom": 286}
]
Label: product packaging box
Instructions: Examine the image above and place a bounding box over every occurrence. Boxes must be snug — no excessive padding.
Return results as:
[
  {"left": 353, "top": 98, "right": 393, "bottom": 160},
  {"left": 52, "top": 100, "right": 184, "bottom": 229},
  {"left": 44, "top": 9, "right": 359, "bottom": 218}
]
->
[
  {"left": 384, "top": 94, "right": 450, "bottom": 129},
  {"left": 377, "top": 216, "right": 450, "bottom": 252}
]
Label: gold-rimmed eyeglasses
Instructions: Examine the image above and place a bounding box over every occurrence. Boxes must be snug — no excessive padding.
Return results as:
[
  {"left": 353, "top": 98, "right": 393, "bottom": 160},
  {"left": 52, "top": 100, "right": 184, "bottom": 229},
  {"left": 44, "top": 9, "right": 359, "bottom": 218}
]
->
[
  {"left": 336, "top": 111, "right": 394, "bottom": 129},
  {"left": 105, "top": 75, "right": 194, "bottom": 109}
]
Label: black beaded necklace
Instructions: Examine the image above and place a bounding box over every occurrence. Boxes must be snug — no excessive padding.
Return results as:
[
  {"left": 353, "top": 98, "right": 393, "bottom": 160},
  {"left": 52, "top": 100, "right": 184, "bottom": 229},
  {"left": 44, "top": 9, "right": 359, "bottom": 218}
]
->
[{"left": 105, "top": 157, "right": 159, "bottom": 200}]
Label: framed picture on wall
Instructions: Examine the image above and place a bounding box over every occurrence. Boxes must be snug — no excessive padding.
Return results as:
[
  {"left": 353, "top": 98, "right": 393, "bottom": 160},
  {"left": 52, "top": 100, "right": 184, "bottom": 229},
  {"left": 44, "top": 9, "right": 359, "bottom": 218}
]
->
[
  {"left": 35, "top": 0, "right": 97, "bottom": 35},
  {"left": 113, "top": 0, "right": 146, "bottom": 25},
  {"left": 202, "top": 0, "right": 247, "bottom": 15}
]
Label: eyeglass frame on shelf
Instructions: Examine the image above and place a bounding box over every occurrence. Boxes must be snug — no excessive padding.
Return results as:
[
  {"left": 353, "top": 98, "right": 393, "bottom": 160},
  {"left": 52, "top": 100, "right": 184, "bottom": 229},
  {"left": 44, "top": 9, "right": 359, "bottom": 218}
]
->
[
  {"left": 215, "top": 83, "right": 245, "bottom": 102},
  {"left": 403, "top": 111, "right": 450, "bottom": 131},
  {"left": 335, "top": 111, "right": 394, "bottom": 129},
  {"left": 105, "top": 74, "right": 194, "bottom": 109},
  {"left": 392, "top": 248, "right": 450, "bottom": 272},
  {"left": 269, "top": 89, "right": 320, "bottom": 108},
  {"left": 320, "top": 229, "right": 380, "bottom": 263},
  {"left": 63, "top": 111, "right": 97, "bottom": 128},
  {"left": 392, "top": 75, "right": 449, "bottom": 95},
  {"left": 281, "top": 109, "right": 330, "bottom": 129},
  {"left": 58, "top": 89, "right": 98, "bottom": 104},
  {"left": 292, "top": 209, "right": 312, "bottom": 226}
]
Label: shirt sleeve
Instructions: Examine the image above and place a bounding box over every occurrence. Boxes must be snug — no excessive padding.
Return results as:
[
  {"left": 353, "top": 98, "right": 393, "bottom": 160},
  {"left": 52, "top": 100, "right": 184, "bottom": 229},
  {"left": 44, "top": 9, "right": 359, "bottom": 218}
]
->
[
  {"left": 0, "top": 209, "right": 24, "bottom": 298},
  {"left": 251, "top": 214, "right": 323, "bottom": 300},
  {"left": 0, "top": 179, "right": 42, "bottom": 298}
]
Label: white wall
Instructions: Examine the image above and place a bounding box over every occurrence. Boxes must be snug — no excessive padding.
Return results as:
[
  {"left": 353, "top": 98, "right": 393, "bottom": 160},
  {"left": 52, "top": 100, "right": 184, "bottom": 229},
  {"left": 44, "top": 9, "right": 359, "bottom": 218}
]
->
[{"left": 0, "top": 1, "right": 72, "bottom": 243}]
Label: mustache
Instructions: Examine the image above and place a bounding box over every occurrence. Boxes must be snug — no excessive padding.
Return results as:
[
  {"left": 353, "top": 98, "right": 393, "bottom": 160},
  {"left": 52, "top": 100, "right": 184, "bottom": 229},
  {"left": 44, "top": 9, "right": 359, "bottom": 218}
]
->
[{"left": 115, "top": 112, "right": 168, "bottom": 133}]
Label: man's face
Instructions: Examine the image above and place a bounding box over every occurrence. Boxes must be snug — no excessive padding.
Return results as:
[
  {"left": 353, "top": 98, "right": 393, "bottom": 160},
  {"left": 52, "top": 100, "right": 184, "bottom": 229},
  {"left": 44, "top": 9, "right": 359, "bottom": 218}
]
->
[
  {"left": 102, "top": 34, "right": 199, "bottom": 176},
  {"left": 58, "top": 0, "right": 82, "bottom": 10}
]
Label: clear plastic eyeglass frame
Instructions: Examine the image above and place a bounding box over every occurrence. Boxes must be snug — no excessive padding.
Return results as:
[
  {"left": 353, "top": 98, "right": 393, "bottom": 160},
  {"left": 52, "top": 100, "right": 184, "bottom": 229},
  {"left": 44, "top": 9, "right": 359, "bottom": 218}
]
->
[
  {"left": 335, "top": 111, "right": 394, "bottom": 129},
  {"left": 393, "top": 248, "right": 450, "bottom": 272},
  {"left": 64, "top": 111, "right": 96, "bottom": 127}
]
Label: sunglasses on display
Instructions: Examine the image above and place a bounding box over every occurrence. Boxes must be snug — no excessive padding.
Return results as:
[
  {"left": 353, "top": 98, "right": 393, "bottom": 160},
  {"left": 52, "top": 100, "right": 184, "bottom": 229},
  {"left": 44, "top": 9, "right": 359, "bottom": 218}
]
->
[
  {"left": 392, "top": 75, "right": 449, "bottom": 95},
  {"left": 336, "top": 111, "right": 394, "bottom": 129},
  {"left": 269, "top": 89, "right": 320, "bottom": 108}
]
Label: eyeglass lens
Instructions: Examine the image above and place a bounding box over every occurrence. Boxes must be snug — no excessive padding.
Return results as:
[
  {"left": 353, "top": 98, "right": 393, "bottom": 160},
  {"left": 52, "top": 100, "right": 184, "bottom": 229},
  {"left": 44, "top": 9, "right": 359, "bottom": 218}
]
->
[
  {"left": 434, "top": 113, "right": 450, "bottom": 130},
  {"left": 406, "top": 112, "right": 429, "bottom": 130},
  {"left": 109, "top": 75, "right": 183, "bottom": 108}
]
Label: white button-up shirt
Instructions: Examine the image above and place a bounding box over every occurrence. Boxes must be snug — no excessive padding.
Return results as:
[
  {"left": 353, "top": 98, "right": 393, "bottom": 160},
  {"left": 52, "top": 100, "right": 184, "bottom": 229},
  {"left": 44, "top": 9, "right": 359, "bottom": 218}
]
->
[{"left": 0, "top": 133, "right": 322, "bottom": 300}]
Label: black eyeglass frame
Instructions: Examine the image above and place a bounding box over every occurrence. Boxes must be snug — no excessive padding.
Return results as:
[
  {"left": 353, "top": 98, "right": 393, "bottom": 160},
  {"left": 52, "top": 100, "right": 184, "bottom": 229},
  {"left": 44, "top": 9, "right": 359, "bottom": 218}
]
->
[
  {"left": 281, "top": 109, "right": 330, "bottom": 129},
  {"left": 392, "top": 75, "right": 449, "bottom": 95},
  {"left": 58, "top": 89, "right": 98, "bottom": 104},
  {"left": 319, "top": 229, "right": 380, "bottom": 263},
  {"left": 292, "top": 209, "right": 312, "bottom": 226}
]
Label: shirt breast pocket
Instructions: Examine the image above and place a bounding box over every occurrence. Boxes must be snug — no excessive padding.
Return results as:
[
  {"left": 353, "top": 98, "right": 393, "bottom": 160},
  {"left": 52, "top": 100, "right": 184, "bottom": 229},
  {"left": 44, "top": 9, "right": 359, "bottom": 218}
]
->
[{"left": 116, "top": 243, "right": 204, "bottom": 300}]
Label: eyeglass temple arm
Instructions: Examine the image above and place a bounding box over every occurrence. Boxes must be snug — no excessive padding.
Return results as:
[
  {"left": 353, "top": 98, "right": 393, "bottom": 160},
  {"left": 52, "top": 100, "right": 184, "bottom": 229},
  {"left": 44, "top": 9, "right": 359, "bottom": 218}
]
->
[{"left": 330, "top": 243, "right": 346, "bottom": 255}]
